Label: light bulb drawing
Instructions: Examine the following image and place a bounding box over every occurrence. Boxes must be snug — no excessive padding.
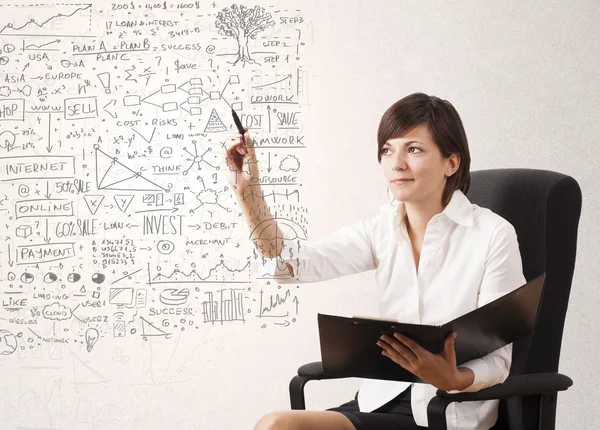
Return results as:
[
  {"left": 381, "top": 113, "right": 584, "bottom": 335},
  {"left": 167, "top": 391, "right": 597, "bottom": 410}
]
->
[{"left": 85, "top": 328, "right": 99, "bottom": 352}]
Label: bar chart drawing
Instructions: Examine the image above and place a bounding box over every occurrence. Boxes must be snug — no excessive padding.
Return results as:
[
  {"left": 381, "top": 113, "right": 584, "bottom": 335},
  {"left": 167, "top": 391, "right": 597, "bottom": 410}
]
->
[{"left": 202, "top": 289, "right": 246, "bottom": 325}]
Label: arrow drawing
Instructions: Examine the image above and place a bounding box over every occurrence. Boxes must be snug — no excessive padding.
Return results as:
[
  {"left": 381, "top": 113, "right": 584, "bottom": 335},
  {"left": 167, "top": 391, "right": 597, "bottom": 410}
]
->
[{"left": 103, "top": 100, "right": 117, "bottom": 118}]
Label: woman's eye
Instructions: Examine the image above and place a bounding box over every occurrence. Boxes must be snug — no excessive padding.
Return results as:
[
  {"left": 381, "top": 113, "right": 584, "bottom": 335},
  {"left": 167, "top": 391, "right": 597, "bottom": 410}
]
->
[{"left": 382, "top": 147, "right": 422, "bottom": 155}]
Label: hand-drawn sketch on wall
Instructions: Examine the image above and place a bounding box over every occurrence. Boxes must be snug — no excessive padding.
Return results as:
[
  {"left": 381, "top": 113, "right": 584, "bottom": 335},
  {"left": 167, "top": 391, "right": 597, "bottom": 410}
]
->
[
  {"left": 215, "top": 4, "right": 275, "bottom": 66},
  {"left": 0, "top": 1, "right": 310, "bottom": 381},
  {"left": 0, "top": 3, "right": 93, "bottom": 35}
]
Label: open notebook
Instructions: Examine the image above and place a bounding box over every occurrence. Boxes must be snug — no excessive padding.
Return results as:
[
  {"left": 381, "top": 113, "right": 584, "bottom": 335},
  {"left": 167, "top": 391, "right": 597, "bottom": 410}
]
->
[{"left": 317, "top": 273, "right": 546, "bottom": 382}]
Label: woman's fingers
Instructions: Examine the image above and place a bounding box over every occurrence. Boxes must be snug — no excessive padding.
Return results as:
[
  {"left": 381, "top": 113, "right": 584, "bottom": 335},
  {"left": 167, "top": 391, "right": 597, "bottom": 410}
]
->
[
  {"left": 241, "top": 131, "right": 255, "bottom": 156},
  {"left": 225, "top": 142, "right": 244, "bottom": 172},
  {"left": 225, "top": 128, "right": 254, "bottom": 155},
  {"left": 224, "top": 130, "right": 248, "bottom": 164},
  {"left": 223, "top": 128, "right": 259, "bottom": 192},
  {"left": 378, "top": 335, "right": 418, "bottom": 362}
]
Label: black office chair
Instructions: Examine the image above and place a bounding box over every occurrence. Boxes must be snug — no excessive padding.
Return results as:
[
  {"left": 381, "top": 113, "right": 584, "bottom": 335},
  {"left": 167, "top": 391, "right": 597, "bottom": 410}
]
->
[{"left": 289, "top": 168, "right": 581, "bottom": 430}]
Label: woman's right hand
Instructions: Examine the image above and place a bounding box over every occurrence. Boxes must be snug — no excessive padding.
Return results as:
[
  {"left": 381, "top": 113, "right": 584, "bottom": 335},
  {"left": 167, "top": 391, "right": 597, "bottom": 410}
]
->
[{"left": 224, "top": 127, "right": 260, "bottom": 196}]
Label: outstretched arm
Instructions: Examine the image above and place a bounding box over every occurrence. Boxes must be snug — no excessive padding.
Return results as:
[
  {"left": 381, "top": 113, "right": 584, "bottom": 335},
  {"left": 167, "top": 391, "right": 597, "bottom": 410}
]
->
[{"left": 265, "top": 215, "right": 379, "bottom": 284}]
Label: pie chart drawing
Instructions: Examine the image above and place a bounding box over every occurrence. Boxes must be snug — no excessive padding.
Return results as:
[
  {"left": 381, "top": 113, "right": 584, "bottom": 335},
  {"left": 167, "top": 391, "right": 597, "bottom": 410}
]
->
[
  {"left": 91, "top": 273, "right": 105, "bottom": 284},
  {"left": 44, "top": 272, "right": 58, "bottom": 283},
  {"left": 21, "top": 273, "right": 34, "bottom": 284},
  {"left": 67, "top": 273, "right": 81, "bottom": 283},
  {"left": 159, "top": 288, "right": 190, "bottom": 305}
]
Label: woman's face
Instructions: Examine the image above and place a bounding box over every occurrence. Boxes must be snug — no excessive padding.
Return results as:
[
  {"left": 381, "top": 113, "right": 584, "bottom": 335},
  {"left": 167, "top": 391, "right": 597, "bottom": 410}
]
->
[{"left": 380, "top": 124, "right": 459, "bottom": 206}]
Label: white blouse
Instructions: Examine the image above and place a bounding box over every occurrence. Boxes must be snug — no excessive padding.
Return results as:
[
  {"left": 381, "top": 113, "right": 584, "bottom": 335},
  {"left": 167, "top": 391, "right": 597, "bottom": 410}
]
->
[{"left": 268, "top": 189, "right": 526, "bottom": 430}]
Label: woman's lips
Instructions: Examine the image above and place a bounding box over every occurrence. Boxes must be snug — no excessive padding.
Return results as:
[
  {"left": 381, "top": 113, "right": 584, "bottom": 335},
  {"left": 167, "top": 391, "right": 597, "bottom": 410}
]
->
[{"left": 392, "top": 179, "right": 413, "bottom": 184}]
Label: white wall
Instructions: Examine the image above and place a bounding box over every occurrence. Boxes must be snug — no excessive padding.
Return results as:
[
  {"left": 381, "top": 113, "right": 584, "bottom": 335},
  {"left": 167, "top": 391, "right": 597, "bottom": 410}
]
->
[{"left": 0, "top": 0, "right": 597, "bottom": 428}]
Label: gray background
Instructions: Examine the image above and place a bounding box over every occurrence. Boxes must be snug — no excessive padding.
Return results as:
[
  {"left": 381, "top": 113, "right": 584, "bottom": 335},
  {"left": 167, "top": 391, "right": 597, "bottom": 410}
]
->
[{"left": 297, "top": 1, "right": 597, "bottom": 429}]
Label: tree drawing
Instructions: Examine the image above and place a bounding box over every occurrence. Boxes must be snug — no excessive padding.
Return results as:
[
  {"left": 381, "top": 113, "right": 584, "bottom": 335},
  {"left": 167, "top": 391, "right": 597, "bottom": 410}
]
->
[{"left": 215, "top": 4, "right": 275, "bottom": 66}]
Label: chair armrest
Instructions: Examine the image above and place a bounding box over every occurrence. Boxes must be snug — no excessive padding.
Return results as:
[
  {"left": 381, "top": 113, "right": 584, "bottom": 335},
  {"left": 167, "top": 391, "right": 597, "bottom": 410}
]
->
[
  {"left": 291, "top": 362, "right": 573, "bottom": 421},
  {"left": 290, "top": 361, "right": 351, "bottom": 409},
  {"left": 434, "top": 372, "right": 573, "bottom": 402},
  {"left": 297, "top": 361, "right": 349, "bottom": 380},
  {"left": 426, "top": 372, "right": 573, "bottom": 430},
  {"left": 295, "top": 364, "right": 573, "bottom": 397}
]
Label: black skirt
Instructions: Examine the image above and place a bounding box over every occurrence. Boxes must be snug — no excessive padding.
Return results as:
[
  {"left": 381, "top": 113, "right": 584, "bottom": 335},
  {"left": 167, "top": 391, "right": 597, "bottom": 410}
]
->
[{"left": 326, "top": 385, "right": 427, "bottom": 430}]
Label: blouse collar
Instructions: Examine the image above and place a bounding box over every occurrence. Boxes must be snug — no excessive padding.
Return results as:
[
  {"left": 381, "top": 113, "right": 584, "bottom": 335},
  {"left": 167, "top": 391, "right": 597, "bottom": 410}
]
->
[{"left": 390, "top": 189, "right": 474, "bottom": 228}]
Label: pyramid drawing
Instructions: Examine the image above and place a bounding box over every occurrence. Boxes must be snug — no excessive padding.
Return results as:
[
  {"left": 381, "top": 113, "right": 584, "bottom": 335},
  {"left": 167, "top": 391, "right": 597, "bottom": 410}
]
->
[
  {"left": 95, "top": 147, "right": 166, "bottom": 191},
  {"left": 203, "top": 109, "right": 228, "bottom": 133}
]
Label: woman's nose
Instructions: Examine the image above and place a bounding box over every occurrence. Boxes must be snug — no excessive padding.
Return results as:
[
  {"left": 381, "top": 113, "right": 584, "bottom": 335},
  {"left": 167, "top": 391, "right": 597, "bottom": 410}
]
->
[{"left": 393, "top": 153, "right": 408, "bottom": 170}]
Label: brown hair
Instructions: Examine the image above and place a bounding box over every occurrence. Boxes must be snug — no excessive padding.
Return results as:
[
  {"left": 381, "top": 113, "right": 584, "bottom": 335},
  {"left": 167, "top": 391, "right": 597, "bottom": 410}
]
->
[{"left": 377, "top": 92, "right": 471, "bottom": 207}]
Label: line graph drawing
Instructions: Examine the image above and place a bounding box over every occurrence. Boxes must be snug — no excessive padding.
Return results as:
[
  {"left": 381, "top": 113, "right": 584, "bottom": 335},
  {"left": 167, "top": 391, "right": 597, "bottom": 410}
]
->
[
  {"left": 94, "top": 144, "right": 168, "bottom": 192},
  {"left": 257, "top": 288, "right": 299, "bottom": 320},
  {"left": 0, "top": 3, "right": 92, "bottom": 34},
  {"left": 250, "top": 68, "right": 306, "bottom": 104},
  {"left": 22, "top": 38, "right": 61, "bottom": 51},
  {"left": 147, "top": 261, "right": 251, "bottom": 285},
  {"left": 252, "top": 74, "right": 292, "bottom": 89}
]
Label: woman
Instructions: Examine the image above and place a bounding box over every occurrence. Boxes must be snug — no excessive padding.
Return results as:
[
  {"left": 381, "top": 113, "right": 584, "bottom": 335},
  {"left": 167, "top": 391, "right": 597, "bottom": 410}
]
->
[{"left": 224, "top": 93, "right": 526, "bottom": 430}]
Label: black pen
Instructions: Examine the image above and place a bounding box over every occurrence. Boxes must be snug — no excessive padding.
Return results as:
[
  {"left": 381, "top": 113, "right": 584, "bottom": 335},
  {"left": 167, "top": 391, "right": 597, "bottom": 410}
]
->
[{"left": 231, "top": 108, "right": 245, "bottom": 136}]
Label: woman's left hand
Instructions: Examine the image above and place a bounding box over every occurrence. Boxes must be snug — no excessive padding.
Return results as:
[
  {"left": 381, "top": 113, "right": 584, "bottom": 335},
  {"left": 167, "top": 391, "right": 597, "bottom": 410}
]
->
[{"left": 377, "top": 332, "right": 463, "bottom": 391}]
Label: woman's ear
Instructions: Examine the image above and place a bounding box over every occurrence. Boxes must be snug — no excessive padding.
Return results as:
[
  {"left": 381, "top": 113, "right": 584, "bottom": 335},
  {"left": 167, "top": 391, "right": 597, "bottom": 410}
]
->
[{"left": 447, "top": 153, "right": 460, "bottom": 177}]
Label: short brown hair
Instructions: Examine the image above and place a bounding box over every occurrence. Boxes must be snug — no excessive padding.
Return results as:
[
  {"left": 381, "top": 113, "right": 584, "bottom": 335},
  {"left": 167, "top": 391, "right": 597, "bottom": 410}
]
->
[{"left": 377, "top": 92, "right": 471, "bottom": 207}]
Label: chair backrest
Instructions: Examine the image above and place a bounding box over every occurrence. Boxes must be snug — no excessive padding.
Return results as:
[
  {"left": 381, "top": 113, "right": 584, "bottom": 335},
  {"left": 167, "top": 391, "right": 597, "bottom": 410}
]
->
[{"left": 465, "top": 168, "right": 582, "bottom": 430}]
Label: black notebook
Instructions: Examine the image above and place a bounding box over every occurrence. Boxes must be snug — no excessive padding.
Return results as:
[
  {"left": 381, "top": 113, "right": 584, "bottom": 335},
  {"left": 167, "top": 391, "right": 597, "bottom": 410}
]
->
[{"left": 317, "top": 273, "right": 546, "bottom": 382}]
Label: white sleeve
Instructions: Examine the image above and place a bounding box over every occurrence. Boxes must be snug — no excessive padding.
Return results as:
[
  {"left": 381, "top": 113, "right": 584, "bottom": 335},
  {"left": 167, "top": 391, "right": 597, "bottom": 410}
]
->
[
  {"left": 446, "top": 221, "right": 527, "bottom": 393},
  {"left": 263, "top": 215, "right": 378, "bottom": 284}
]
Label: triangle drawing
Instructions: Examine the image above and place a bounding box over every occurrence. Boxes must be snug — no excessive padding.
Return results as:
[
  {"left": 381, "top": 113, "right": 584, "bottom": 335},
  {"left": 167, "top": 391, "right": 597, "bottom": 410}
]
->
[
  {"left": 204, "top": 108, "right": 228, "bottom": 133},
  {"left": 95, "top": 147, "right": 165, "bottom": 191},
  {"left": 114, "top": 195, "right": 134, "bottom": 212},
  {"left": 140, "top": 316, "right": 170, "bottom": 339},
  {"left": 83, "top": 195, "right": 105, "bottom": 215}
]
